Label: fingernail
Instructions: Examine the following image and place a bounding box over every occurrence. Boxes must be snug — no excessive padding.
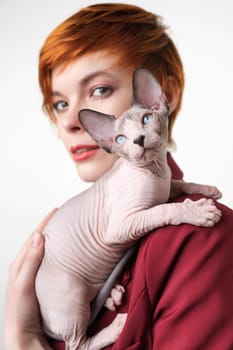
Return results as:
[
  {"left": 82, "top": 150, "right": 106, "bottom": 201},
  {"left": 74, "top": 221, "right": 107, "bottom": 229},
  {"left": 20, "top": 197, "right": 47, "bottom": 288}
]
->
[{"left": 32, "top": 232, "right": 42, "bottom": 247}]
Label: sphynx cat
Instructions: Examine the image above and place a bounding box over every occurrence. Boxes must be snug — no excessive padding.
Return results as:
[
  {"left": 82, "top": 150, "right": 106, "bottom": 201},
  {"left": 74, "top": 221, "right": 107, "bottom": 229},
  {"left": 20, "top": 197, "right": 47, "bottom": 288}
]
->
[{"left": 35, "top": 68, "right": 222, "bottom": 350}]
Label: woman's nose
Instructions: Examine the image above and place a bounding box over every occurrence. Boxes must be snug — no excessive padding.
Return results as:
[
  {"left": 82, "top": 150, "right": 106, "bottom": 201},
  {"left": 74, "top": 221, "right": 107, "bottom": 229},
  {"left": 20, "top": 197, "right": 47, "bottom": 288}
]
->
[{"left": 60, "top": 110, "right": 82, "bottom": 132}]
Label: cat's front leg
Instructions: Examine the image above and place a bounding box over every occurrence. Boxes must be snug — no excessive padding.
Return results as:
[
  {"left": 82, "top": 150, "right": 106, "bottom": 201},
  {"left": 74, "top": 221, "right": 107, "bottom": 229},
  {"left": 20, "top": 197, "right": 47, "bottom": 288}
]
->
[
  {"left": 106, "top": 198, "right": 221, "bottom": 243},
  {"left": 170, "top": 179, "right": 222, "bottom": 200}
]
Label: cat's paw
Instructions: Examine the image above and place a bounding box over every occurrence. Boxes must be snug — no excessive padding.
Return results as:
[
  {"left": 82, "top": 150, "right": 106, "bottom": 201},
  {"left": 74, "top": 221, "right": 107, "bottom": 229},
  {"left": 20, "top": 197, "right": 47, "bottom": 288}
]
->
[
  {"left": 104, "top": 284, "right": 125, "bottom": 311},
  {"left": 87, "top": 313, "right": 127, "bottom": 349},
  {"left": 198, "top": 185, "right": 222, "bottom": 200},
  {"left": 183, "top": 198, "right": 222, "bottom": 227}
]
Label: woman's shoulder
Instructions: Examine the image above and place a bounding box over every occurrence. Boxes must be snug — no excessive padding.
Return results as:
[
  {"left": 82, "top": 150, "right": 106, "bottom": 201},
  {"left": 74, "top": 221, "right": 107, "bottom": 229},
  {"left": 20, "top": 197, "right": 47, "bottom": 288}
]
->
[
  {"left": 127, "top": 195, "right": 233, "bottom": 348},
  {"left": 140, "top": 194, "right": 233, "bottom": 275},
  {"left": 135, "top": 194, "right": 233, "bottom": 315}
]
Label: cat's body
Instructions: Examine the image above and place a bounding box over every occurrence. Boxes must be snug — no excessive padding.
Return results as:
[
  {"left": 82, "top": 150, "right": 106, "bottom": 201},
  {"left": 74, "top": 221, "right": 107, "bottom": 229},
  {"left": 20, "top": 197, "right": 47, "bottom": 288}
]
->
[
  {"left": 36, "top": 153, "right": 171, "bottom": 343},
  {"left": 36, "top": 68, "right": 221, "bottom": 350}
]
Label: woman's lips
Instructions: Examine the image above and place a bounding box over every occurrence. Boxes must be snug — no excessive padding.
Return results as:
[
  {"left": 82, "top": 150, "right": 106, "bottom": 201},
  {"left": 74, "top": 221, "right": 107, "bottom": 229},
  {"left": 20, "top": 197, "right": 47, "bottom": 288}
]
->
[{"left": 70, "top": 144, "right": 100, "bottom": 161}]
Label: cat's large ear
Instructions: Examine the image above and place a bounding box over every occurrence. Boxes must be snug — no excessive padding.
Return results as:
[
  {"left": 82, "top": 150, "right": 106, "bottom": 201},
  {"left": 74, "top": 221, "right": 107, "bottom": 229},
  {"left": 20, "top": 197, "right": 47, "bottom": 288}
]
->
[
  {"left": 132, "top": 68, "right": 169, "bottom": 116},
  {"left": 78, "top": 109, "right": 116, "bottom": 153}
]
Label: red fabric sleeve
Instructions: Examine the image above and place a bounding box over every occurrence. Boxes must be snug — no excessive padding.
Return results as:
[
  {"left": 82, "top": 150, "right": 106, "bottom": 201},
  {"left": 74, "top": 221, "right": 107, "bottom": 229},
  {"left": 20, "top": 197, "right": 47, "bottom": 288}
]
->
[{"left": 112, "top": 195, "right": 233, "bottom": 350}]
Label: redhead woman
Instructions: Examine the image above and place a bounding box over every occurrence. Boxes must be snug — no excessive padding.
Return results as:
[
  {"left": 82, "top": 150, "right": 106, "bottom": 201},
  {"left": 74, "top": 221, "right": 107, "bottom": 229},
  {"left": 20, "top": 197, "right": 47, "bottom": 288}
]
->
[{"left": 4, "top": 3, "right": 233, "bottom": 350}]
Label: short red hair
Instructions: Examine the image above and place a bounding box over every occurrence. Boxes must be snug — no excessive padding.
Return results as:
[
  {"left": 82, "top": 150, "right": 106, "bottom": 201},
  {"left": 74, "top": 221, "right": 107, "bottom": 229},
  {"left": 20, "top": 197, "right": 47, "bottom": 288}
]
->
[{"left": 39, "top": 3, "right": 184, "bottom": 147}]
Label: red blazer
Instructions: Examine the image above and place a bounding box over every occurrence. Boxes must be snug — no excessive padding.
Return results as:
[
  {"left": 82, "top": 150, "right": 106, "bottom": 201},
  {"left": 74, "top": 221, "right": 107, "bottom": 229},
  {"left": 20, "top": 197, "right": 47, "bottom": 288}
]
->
[{"left": 49, "top": 154, "right": 233, "bottom": 349}]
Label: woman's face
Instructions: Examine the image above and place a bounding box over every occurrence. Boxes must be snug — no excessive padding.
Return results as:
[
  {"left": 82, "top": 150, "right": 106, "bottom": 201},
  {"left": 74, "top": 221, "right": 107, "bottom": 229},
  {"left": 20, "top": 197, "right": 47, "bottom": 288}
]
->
[{"left": 51, "top": 51, "right": 133, "bottom": 182}]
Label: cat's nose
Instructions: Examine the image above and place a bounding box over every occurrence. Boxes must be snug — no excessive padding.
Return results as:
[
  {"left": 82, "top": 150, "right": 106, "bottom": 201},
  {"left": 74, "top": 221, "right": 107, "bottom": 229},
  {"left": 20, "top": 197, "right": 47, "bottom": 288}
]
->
[{"left": 133, "top": 135, "right": 145, "bottom": 147}]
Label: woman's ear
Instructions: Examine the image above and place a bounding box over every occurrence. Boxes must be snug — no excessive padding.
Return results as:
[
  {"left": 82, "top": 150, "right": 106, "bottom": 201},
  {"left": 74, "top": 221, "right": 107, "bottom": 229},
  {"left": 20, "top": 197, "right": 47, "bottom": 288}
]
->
[{"left": 166, "top": 77, "right": 180, "bottom": 114}]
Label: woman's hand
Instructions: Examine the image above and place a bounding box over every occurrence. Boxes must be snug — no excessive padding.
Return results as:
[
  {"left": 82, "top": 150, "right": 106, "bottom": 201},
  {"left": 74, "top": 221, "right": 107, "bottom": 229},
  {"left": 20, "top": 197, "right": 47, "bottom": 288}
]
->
[{"left": 4, "top": 209, "right": 57, "bottom": 350}]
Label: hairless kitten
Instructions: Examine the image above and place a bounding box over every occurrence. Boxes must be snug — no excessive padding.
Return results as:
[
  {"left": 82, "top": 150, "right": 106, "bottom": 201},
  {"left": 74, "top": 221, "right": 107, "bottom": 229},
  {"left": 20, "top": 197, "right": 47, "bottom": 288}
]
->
[{"left": 35, "top": 68, "right": 222, "bottom": 350}]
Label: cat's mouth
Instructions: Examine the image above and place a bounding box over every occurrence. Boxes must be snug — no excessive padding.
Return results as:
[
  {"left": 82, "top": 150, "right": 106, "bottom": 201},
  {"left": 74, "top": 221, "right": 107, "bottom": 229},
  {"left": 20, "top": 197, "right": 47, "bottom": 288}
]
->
[{"left": 140, "top": 145, "right": 160, "bottom": 161}]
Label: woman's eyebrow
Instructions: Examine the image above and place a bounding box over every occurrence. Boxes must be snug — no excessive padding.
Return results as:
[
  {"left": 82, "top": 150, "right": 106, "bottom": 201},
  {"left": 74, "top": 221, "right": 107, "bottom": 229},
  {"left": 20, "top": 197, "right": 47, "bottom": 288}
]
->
[
  {"left": 79, "top": 71, "right": 116, "bottom": 86},
  {"left": 51, "top": 91, "right": 62, "bottom": 97}
]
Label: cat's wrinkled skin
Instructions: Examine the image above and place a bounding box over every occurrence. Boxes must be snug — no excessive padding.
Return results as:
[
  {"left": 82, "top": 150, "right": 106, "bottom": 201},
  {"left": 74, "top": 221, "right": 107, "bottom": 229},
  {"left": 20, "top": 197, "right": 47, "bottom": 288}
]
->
[{"left": 35, "top": 68, "right": 222, "bottom": 350}]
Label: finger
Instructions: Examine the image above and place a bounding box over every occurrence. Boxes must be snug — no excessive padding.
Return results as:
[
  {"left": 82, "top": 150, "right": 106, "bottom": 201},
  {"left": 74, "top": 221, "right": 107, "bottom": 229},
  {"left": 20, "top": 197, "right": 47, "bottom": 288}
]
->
[
  {"left": 34, "top": 208, "right": 58, "bottom": 233},
  {"left": 17, "top": 232, "right": 45, "bottom": 290},
  {"left": 11, "top": 208, "right": 57, "bottom": 276}
]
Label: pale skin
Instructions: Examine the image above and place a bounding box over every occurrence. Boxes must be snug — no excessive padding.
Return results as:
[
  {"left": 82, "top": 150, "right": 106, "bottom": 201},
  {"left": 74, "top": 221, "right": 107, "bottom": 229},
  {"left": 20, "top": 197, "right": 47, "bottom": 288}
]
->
[{"left": 3, "top": 51, "right": 188, "bottom": 349}]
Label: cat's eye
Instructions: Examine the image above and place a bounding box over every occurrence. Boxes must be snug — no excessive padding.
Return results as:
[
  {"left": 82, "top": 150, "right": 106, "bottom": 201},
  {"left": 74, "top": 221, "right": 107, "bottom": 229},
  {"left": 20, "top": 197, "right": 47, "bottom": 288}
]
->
[
  {"left": 115, "top": 135, "right": 126, "bottom": 144},
  {"left": 143, "top": 114, "right": 154, "bottom": 125}
]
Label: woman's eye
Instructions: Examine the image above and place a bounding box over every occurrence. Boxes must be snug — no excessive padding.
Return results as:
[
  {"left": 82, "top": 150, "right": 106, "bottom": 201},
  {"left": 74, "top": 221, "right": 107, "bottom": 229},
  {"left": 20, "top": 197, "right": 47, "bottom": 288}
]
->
[
  {"left": 143, "top": 114, "right": 154, "bottom": 125},
  {"left": 52, "top": 101, "right": 68, "bottom": 112},
  {"left": 91, "top": 86, "right": 112, "bottom": 97},
  {"left": 115, "top": 135, "right": 126, "bottom": 144}
]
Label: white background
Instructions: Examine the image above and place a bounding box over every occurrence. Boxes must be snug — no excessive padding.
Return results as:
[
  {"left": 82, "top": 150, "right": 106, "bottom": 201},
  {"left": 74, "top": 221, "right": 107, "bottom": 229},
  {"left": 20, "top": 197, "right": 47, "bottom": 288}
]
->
[{"left": 0, "top": 0, "right": 232, "bottom": 345}]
